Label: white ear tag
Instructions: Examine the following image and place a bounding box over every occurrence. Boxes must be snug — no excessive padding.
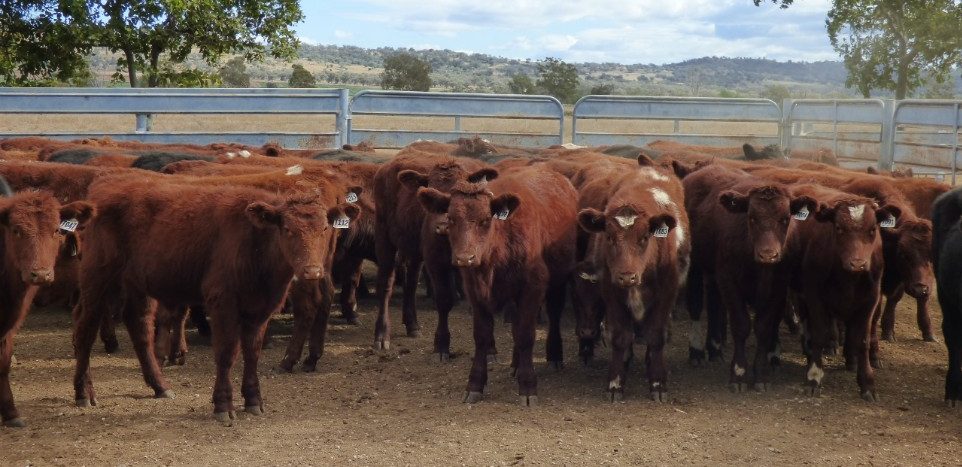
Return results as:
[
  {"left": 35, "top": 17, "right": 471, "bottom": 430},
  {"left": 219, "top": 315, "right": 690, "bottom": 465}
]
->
[
  {"left": 346, "top": 191, "right": 358, "bottom": 203},
  {"left": 880, "top": 214, "right": 896, "bottom": 228},
  {"left": 653, "top": 223, "right": 670, "bottom": 238},
  {"left": 60, "top": 219, "right": 79, "bottom": 233},
  {"left": 793, "top": 205, "right": 809, "bottom": 221},
  {"left": 495, "top": 209, "right": 509, "bottom": 220},
  {"left": 333, "top": 215, "right": 351, "bottom": 229}
]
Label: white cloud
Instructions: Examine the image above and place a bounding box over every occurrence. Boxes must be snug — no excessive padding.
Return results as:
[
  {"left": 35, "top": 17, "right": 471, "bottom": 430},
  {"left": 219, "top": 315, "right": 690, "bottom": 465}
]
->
[
  {"left": 300, "top": 36, "right": 319, "bottom": 46},
  {"left": 333, "top": 29, "right": 353, "bottom": 40}
]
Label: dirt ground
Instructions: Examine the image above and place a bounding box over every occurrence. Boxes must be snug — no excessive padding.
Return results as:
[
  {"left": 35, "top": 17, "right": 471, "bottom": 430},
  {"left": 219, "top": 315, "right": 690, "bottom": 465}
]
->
[{"left": 3, "top": 280, "right": 961, "bottom": 465}]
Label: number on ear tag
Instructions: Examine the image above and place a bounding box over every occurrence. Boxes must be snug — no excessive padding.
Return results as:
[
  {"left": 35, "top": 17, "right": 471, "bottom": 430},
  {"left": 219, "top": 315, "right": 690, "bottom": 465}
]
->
[
  {"left": 495, "top": 209, "right": 509, "bottom": 220},
  {"left": 333, "top": 215, "right": 351, "bottom": 229},
  {"left": 346, "top": 192, "right": 358, "bottom": 203},
  {"left": 880, "top": 214, "right": 896, "bottom": 228},
  {"left": 60, "top": 219, "right": 79, "bottom": 233},
  {"left": 653, "top": 223, "right": 670, "bottom": 238},
  {"left": 793, "top": 205, "right": 810, "bottom": 221}
]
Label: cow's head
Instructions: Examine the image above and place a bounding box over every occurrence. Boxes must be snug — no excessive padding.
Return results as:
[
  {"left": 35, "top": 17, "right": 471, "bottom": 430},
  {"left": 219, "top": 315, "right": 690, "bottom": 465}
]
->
[
  {"left": 884, "top": 217, "right": 933, "bottom": 299},
  {"left": 246, "top": 193, "right": 360, "bottom": 281},
  {"left": 578, "top": 203, "right": 676, "bottom": 289},
  {"left": 815, "top": 199, "right": 898, "bottom": 272},
  {"left": 719, "top": 185, "right": 816, "bottom": 264},
  {"left": 416, "top": 175, "right": 513, "bottom": 268},
  {"left": 0, "top": 192, "right": 94, "bottom": 286},
  {"left": 400, "top": 164, "right": 497, "bottom": 238}
]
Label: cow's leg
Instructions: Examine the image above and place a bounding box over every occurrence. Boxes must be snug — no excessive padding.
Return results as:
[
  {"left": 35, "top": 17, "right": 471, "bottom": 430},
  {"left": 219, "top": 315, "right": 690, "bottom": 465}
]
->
[
  {"left": 545, "top": 278, "right": 567, "bottom": 369},
  {"left": 917, "top": 294, "right": 935, "bottom": 342},
  {"left": 644, "top": 300, "right": 672, "bottom": 402},
  {"left": 753, "top": 285, "right": 786, "bottom": 391},
  {"left": 170, "top": 306, "right": 190, "bottom": 366},
  {"left": 373, "top": 240, "right": 398, "bottom": 350},
  {"left": 856, "top": 299, "right": 880, "bottom": 402},
  {"left": 427, "top": 264, "right": 456, "bottom": 361},
  {"left": 802, "top": 294, "right": 828, "bottom": 397},
  {"left": 716, "top": 277, "right": 749, "bottom": 392},
  {"left": 121, "top": 296, "right": 172, "bottom": 399},
  {"left": 190, "top": 305, "right": 211, "bottom": 340},
  {"left": 304, "top": 276, "right": 335, "bottom": 372},
  {"left": 401, "top": 257, "right": 423, "bottom": 337},
  {"left": 606, "top": 303, "right": 632, "bottom": 402},
  {"left": 705, "top": 274, "right": 725, "bottom": 362},
  {"left": 339, "top": 254, "right": 364, "bottom": 325},
  {"left": 73, "top": 276, "right": 124, "bottom": 407},
  {"left": 153, "top": 304, "right": 173, "bottom": 365},
  {"left": 99, "top": 309, "right": 119, "bottom": 354},
  {"left": 240, "top": 316, "right": 271, "bottom": 416},
  {"left": 514, "top": 284, "right": 545, "bottom": 406},
  {"left": 869, "top": 302, "right": 883, "bottom": 369},
  {"left": 208, "top": 304, "right": 241, "bottom": 425},
  {"left": 880, "top": 286, "right": 903, "bottom": 342},
  {"left": 464, "top": 303, "right": 494, "bottom": 403},
  {"left": 279, "top": 281, "right": 316, "bottom": 372},
  {"left": 0, "top": 334, "right": 24, "bottom": 427},
  {"left": 943, "top": 288, "right": 962, "bottom": 405},
  {"left": 686, "top": 262, "right": 707, "bottom": 365}
]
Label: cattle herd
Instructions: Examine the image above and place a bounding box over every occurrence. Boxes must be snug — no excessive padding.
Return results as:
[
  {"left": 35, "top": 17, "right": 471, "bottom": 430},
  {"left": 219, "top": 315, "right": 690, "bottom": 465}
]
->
[{"left": 0, "top": 135, "right": 960, "bottom": 429}]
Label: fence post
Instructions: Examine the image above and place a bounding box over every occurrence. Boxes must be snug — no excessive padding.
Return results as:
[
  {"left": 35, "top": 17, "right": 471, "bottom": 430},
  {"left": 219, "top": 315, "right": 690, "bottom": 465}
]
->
[
  {"left": 336, "top": 88, "right": 350, "bottom": 147},
  {"left": 135, "top": 113, "right": 152, "bottom": 133},
  {"left": 878, "top": 99, "right": 896, "bottom": 170},
  {"left": 779, "top": 99, "right": 793, "bottom": 152}
]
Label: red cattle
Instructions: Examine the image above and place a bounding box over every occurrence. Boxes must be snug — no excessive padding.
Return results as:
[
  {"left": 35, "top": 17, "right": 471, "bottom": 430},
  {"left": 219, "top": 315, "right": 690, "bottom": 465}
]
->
[
  {"left": 372, "top": 149, "right": 486, "bottom": 352},
  {"left": 0, "top": 177, "right": 94, "bottom": 428},
  {"left": 785, "top": 184, "right": 897, "bottom": 401},
  {"left": 72, "top": 176, "right": 357, "bottom": 425},
  {"left": 683, "top": 164, "right": 816, "bottom": 390},
  {"left": 577, "top": 159, "right": 690, "bottom": 402},
  {"left": 418, "top": 164, "right": 576, "bottom": 405}
]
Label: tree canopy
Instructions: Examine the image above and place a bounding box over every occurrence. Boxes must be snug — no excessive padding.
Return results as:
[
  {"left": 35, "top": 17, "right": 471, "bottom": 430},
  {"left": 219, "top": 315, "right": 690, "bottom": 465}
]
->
[
  {"left": 536, "top": 57, "right": 580, "bottom": 104},
  {"left": 2, "top": 1, "right": 303, "bottom": 87},
  {"left": 507, "top": 74, "right": 537, "bottom": 94},
  {"left": 381, "top": 53, "right": 432, "bottom": 91},
  {"left": 288, "top": 64, "right": 316, "bottom": 87},
  {"left": 219, "top": 56, "right": 251, "bottom": 88}
]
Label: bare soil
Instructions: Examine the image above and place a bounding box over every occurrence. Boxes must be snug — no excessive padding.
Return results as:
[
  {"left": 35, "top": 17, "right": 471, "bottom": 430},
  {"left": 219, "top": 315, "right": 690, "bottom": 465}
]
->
[{"left": 3, "top": 284, "right": 961, "bottom": 465}]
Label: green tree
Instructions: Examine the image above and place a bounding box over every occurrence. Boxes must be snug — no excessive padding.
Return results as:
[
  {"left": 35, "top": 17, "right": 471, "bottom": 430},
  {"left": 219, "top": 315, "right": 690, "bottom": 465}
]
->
[
  {"left": 288, "top": 64, "right": 316, "bottom": 88},
  {"left": 828, "top": 0, "right": 962, "bottom": 99},
  {"left": 381, "top": 53, "right": 432, "bottom": 91},
  {"left": 761, "top": 84, "right": 791, "bottom": 104},
  {"left": 0, "top": 2, "right": 92, "bottom": 85},
  {"left": 219, "top": 56, "right": 251, "bottom": 88},
  {"left": 753, "top": 0, "right": 794, "bottom": 7},
  {"left": 4, "top": 1, "right": 303, "bottom": 87},
  {"left": 507, "top": 74, "right": 536, "bottom": 94},
  {"left": 590, "top": 84, "right": 615, "bottom": 95},
  {"left": 923, "top": 77, "right": 957, "bottom": 99},
  {"left": 536, "top": 57, "right": 580, "bottom": 104}
]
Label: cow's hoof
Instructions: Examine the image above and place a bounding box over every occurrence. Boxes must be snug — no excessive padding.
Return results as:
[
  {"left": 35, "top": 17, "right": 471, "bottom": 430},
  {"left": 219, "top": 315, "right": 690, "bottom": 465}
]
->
[
  {"left": 606, "top": 391, "right": 624, "bottom": 403},
  {"left": 881, "top": 332, "right": 896, "bottom": 342},
  {"left": 244, "top": 405, "right": 263, "bottom": 416},
  {"left": 581, "top": 354, "right": 592, "bottom": 367},
  {"left": 806, "top": 385, "right": 821, "bottom": 398},
  {"left": 301, "top": 361, "right": 318, "bottom": 373},
  {"left": 510, "top": 367, "right": 517, "bottom": 378},
  {"left": 870, "top": 357, "right": 883, "bottom": 370},
  {"left": 923, "top": 334, "right": 938, "bottom": 343},
  {"left": 688, "top": 348, "right": 705, "bottom": 367},
  {"left": 76, "top": 398, "right": 94, "bottom": 408},
  {"left": 344, "top": 316, "right": 360, "bottom": 326},
  {"left": 103, "top": 339, "right": 119, "bottom": 354},
  {"left": 2, "top": 417, "right": 26, "bottom": 428},
  {"left": 463, "top": 391, "right": 483, "bottom": 404},
  {"left": 277, "top": 359, "right": 295, "bottom": 373},
  {"left": 861, "top": 390, "right": 879, "bottom": 402},
  {"left": 438, "top": 352, "right": 450, "bottom": 363},
  {"left": 947, "top": 399, "right": 959, "bottom": 408},
  {"left": 156, "top": 389, "right": 175, "bottom": 399},
  {"left": 487, "top": 354, "right": 498, "bottom": 365},
  {"left": 650, "top": 391, "right": 669, "bottom": 403},
  {"left": 374, "top": 338, "right": 390, "bottom": 351},
  {"left": 730, "top": 383, "right": 747, "bottom": 393},
  {"left": 407, "top": 329, "right": 422, "bottom": 338},
  {"left": 173, "top": 355, "right": 187, "bottom": 366},
  {"left": 519, "top": 395, "right": 538, "bottom": 407},
  {"left": 547, "top": 361, "right": 563, "bottom": 371},
  {"left": 214, "top": 411, "right": 236, "bottom": 427}
]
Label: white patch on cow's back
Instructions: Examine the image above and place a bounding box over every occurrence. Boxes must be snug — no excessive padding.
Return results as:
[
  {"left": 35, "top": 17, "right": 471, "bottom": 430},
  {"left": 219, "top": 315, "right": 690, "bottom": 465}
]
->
[
  {"left": 806, "top": 362, "right": 825, "bottom": 384},
  {"left": 226, "top": 152, "right": 237, "bottom": 159},
  {"left": 627, "top": 287, "right": 645, "bottom": 321},
  {"left": 639, "top": 167, "right": 670, "bottom": 182},
  {"left": 239, "top": 150, "right": 251, "bottom": 158},
  {"left": 614, "top": 214, "right": 637, "bottom": 228},
  {"left": 848, "top": 204, "right": 866, "bottom": 221},
  {"left": 285, "top": 165, "right": 303, "bottom": 176},
  {"left": 649, "top": 188, "right": 672, "bottom": 207},
  {"left": 561, "top": 143, "right": 583, "bottom": 149}
]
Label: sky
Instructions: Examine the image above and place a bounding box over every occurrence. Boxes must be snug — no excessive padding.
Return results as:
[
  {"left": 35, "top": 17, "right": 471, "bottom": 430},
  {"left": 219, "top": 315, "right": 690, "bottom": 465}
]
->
[{"left": 296, "top": 0, "right": 839, "bottom": 65}]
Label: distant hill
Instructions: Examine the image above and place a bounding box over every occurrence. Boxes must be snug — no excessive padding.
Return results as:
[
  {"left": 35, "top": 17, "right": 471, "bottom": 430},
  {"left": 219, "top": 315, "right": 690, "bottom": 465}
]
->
[{"left": 85, "top": 44, "right": 961, "bottom": 99}]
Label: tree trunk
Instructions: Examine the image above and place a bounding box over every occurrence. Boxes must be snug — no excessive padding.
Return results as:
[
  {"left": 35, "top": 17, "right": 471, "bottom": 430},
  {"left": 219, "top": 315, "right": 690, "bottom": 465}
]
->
[
  {"left": 896, "top": 62, "right": 909, "bottom": 100},
  {"left": 124, "top": 48, "right": 137, "bottom": 88},
  {"left": 147, "top": 44, "right": 161, "bottom": 88}
]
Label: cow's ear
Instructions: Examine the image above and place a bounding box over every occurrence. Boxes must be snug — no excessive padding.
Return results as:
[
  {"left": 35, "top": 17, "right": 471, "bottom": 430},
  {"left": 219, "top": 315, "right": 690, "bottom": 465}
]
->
[
  {"left": 398, "top": 170, "right": 429, "bottom": 189},
  {"left": 876, "top": 204, "right": 902, "bottom": 224},
  {"left": 577, "top": 208, "right": 606, "bottom": 233},
  {"left": 60, "top": 201, "right": 96, "bottom": 228},
  {"left": 327, "top": 203, "right": 361, "bottom": 226},
  {"left": 719, "top": 190, "right": 749, "bottom": 213},
  {"left": 866, "top": 166, "right": 879, "bottom": 175},
  {"left": 246, "top": 201, "right": 283, "bottom": 228},
  {"left": 742, "top": 143, "right": 760, "bottom": 160},
  {"left": 637, "top": 153, "right": 655, "bottom": 167},
  {"left": 789, "top": 195, "right": 817, "bottom": 216},
  {"left": 416, "top": 188, "right": 450, "bottom": 214},
  {"left": 648, "top": 214, "right": 677, "bottom": 235},
  {"left": 468, "top": 168, "right": 499, "bottom": 184},
  {"left": 490, "top": 193, "right": 520, "bottom": 219},
  {"left": 814, "top": 203, "right": 837, "bottom": 222},
  {"left": 669, "top": 159, "right": 697, "bottom": 179}
]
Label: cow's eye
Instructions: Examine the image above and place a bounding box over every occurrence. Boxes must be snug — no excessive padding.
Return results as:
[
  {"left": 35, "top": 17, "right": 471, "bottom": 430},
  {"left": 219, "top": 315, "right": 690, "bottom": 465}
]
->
[
  {"left": 479, "top": 218, "right": 490, "bottom": 227},
  {"left": 12, "top": 227, "right": 21, "bottom": 238}
]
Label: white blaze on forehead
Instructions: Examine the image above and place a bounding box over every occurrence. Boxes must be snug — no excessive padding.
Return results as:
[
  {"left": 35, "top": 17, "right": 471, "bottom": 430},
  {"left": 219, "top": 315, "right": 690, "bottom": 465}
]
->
[
  {"left": 639, "top": 167, "right": 670, "bottom": 182},
  {"left": 848, "top": 204, "right": 866, "bottom": 221},
  {"left": 649, "top": 188, "right": 673, "bottom": 208},
  {"left": 614, "top": 214, "right": 637, "bottom": 228}
]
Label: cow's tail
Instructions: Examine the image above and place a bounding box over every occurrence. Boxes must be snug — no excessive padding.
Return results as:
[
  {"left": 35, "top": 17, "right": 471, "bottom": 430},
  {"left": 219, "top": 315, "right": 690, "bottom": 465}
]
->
[{"left": 0, "top": 175, "right": 14, "bottom": 197}]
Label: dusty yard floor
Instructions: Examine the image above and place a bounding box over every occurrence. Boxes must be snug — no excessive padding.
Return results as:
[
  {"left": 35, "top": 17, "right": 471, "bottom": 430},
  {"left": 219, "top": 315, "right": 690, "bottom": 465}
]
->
[{"left": 3, "top": 287, "right": 961, "bottom": 465}]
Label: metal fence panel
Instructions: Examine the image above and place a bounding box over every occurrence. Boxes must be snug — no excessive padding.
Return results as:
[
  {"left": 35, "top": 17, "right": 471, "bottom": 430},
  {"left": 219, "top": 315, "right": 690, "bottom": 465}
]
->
[
  {"left": 572, "top": 96, "right": 781, "bottom": 147},
  {"left": 781, "top": 99, "right": 888, "bottom": 169},
  {"left": 892, "top": 100, "right": 962, "bottom": 182},
  {"left": 348, "top": 90, "right": 564, "bottom": 148},
  {"left": 0, "top": 87, "right": 349, "bottom": 147}
]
